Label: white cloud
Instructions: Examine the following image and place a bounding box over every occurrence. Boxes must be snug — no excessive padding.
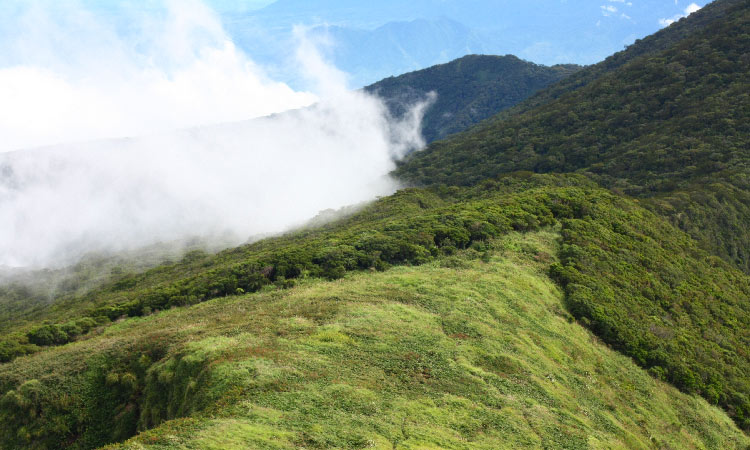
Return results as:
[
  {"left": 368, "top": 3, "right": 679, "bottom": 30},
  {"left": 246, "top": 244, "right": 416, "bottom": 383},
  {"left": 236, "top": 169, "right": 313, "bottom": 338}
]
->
[
  {"left": 659, "top": 2, "right": 702, "bottom": 27},
  {"left": 659, "top": 18, "right": 676, "bottom": 27},
  {"left": 0, "top": 1, "right": 432, "bottom": 267},
  {"left": 601, "top": 3, "right": 631, "bottom": 19},
  {"left": 0, "top": 0, "right": 317, "bottom": 153},
  {"left": 685, "top": 3, "right": 702, "bottom": 14},
  {"left": 601, "top": 4, "right": 618, "bottom": 16}
]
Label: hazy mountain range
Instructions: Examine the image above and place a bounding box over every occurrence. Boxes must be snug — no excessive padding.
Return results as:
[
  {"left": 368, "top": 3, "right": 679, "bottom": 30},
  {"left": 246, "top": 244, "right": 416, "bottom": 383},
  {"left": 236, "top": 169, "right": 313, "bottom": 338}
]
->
[{"left": 222, "top": 0, "right": 711, "bottom": 86}]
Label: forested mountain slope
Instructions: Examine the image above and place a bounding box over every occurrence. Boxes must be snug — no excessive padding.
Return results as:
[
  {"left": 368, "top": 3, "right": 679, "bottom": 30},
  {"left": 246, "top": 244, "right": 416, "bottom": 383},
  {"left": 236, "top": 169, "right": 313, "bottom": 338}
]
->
[
  {"left": 1, "top": 175, "right": 749, "bottom": 448},
  {"left": 396, "top": 0, "right": 750, "bottom": 272},
  {"left": 1, "top": 0, "right": 750, "bottom": 447},
  {"left": 366, "top": 55, "right": 580, "bottom": 143},
  {"left": 0, "top": 53, "right": 580, "bottom": 334}
]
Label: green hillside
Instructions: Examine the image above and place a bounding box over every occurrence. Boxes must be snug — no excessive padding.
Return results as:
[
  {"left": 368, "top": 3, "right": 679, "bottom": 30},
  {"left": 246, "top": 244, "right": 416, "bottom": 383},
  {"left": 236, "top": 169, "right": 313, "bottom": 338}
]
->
[
  {"left": 365, "top": 55, "right": 580, "bottom": 144},
  {"left": 1, "top": 176, "right": 749, "bottom": 448},
  {"left": 1, "top": 0, "right": 750, "bottom": 448},
  {"left": 395, "top": 0, "right": 750, "bottom": 272},
  {"left": 0, "top": 53, "right": 579, "bottom": 337}
]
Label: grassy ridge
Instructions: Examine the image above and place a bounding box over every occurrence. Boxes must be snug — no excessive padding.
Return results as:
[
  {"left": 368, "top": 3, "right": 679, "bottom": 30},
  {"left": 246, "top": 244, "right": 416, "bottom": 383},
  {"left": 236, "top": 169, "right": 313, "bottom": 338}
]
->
[
  {"left": 1, "top": 231, "right": 747, "bottom": 449},
  {"left": 1, "top": 175, "right": 750, "bottom": 446},
  {"left": 0, "top": 176, "right": 582, "bottom": 362}
]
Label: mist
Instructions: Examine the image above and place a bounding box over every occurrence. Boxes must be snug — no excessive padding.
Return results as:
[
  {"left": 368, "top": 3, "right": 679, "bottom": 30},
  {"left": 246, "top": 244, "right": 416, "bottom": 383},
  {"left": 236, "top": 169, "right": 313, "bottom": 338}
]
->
[{"left": 0, "top": 1, "right": 431, "bottom": 268}]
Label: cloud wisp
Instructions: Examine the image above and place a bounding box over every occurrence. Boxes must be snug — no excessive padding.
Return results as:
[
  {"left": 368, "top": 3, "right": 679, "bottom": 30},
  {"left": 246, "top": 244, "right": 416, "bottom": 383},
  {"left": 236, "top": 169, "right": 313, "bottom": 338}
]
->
[
  {"left": 659, "top": 3, "right": 702, "bottom": 27},
  {"left": 0, "top": 1, "right": 431, "bottom": 268},
  {"left": 0, "top": 0, "right": 318, "bottom": 153}
]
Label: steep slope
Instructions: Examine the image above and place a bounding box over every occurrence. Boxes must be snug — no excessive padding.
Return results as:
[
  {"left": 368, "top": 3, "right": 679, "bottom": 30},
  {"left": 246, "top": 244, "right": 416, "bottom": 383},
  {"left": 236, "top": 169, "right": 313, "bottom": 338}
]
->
[
  {"left": 1, "top": 2, "right": 749, "bottom": 444},
  {"left": 497, "top": 0, "right": 746, "bottom": 115},
  {"left": 366, "top": 54, "right": 580, "bottom": 144},
  {"left": 1, "top": 176, "right": 750, "bottom": 446},
  {"left": 395, "top": 0, "right": 750, "bottom": 272},
  {"left": 1, "top": 227, "right": 747, "bottom": 449}
]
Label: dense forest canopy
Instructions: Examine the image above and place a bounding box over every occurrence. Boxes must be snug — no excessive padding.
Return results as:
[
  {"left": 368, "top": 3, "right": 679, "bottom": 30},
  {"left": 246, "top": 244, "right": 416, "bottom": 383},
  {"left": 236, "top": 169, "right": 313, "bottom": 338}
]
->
[
  {"left": 366, "top": 55, "right": 580, "bottom": 143},
  {"left": 396, "top": 0, "right": 750, "bottom": 273}
]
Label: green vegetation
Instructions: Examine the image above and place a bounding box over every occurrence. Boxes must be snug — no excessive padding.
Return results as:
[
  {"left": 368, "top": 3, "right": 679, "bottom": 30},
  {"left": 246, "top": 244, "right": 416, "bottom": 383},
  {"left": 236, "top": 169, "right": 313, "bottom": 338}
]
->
[
  {"left": 396, "top": 0, "right": 750, "bottom": 272},
  {"left": 366, "top": 54, "right": 580, "bottom": 143},
  {"left": 0, "top": 177, "right": 569, "bottom": 363},
  {"left": 389, "top": 0, "right": 750, "bottom": 429},
  {"left": 1, "top": 227, "right": 747, "bottom": 449},
  {"left": 1, "top": 175, "right": 749, "bottom": 447},
  {"left": 2, "top": 0, "right": 750, "bottom": 447},
  {"left": 0, "top": 237, "right": 231, "bottom": 335},
  {"left": 548, "top": 188, "right": 750, "bottom": 429}
]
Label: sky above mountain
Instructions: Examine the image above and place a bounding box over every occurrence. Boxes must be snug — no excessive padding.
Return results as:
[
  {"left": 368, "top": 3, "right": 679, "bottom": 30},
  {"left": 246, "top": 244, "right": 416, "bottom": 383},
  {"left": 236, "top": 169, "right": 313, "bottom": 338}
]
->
[
  {"left": 0, "top": 1, "right": 713, "bottom": 88},
  {"left": 221, "top": 0, "right": 713, "bottom": 86}
]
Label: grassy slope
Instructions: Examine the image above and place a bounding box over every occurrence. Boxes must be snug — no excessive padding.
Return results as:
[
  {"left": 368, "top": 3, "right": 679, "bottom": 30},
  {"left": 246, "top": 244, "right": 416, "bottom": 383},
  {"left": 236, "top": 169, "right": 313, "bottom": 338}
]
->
[
  {"left": 2, "top": 176, "right": 750, "bottom": 442},
  {"left": 2, "top": 231, "right": 747, "bottom": 449}
]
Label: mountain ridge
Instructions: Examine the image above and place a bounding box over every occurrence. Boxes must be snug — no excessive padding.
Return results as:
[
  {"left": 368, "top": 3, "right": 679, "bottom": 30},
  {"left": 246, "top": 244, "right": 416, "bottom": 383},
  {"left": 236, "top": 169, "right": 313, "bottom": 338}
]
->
[
  {"left": 366, "top": 54, "right": 581, "bottom": 144},
  {"left": 396, "top": 0, "right": 750, "bottom": 272},
  {"left": 1, "top": 0, "right": 749, "bottom": 447},
  {"left": 2, "top": 177, "right": 749, "bottom": 448}
]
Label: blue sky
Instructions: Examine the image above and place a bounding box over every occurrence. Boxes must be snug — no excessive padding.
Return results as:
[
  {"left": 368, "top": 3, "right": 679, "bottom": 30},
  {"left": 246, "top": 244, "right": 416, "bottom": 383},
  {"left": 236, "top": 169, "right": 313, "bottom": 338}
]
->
[
  {"left": 221, "top": 0, "right": 714, "bottom": 85},
  {"left": 0, "top": 0, "right": 714, "bottom": 86}
]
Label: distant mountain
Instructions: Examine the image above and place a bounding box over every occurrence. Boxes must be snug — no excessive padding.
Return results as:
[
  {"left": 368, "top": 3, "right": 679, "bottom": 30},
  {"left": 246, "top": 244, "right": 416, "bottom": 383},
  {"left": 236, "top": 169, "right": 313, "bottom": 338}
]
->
[
  {"left": 309, "top": 18, "right": 490, "bottom": 87},
  {"left": 223, "top": 0, "right": 711, "bottom": 86},
  {"left": 249, "top": 0, "right": 694, "bottom": 33},
  {"left": 366, "top": 54, "right": 581, "bottom": 144}
]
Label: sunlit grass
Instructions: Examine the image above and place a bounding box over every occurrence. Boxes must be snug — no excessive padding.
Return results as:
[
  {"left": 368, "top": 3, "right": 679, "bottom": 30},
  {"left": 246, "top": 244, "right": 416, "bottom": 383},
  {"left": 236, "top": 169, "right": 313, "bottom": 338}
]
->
[{"left": 39, "top": 230, "right": 740, "bottom": 449}]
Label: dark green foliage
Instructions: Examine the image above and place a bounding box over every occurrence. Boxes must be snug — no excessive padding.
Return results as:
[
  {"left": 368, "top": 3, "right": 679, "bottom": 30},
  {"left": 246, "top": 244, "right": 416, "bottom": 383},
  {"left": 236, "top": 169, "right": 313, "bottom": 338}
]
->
[
  {"left": 27, "top": 324, "right": 69, "bottom": 346},
  {"left": 0, "top": 339, "right": 170, "bottom": 450},
  {"left": 396, "top": 0, "right": 750, "bottom": 273},
  {"left": 0, "top": 339, "right": 36, "bottom": 364},
  {"left": 547, "top": 191, "right": 750, "bottom": 431},
  {"left": 647, "top": 182, "right": 750, "bottom": 273},
  {"left": 366, "top": 54, "right": 580, "bottom": 144},
  {"left": 26, "top": 318, "right": 101, "bottom": 347}
]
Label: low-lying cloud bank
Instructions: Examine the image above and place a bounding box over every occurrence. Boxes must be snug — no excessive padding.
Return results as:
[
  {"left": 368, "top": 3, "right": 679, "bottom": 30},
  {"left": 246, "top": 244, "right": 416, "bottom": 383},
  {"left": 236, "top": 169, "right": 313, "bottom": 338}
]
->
[{"left": 0, "top": 0, "right": 431, "bottom": 268}]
